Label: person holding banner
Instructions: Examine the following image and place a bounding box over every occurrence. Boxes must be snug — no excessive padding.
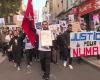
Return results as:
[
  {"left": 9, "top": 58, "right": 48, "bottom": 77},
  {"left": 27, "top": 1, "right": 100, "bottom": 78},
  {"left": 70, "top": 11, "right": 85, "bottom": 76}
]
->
[
  {"left": 63, "top": 24, "right": 73, "bottom": 69},
  {"left": 97, "top": 26, "right": 100, "bottom": 59},
  {"left": 37, "top": 21, "right": 52, "bottom": 80}
]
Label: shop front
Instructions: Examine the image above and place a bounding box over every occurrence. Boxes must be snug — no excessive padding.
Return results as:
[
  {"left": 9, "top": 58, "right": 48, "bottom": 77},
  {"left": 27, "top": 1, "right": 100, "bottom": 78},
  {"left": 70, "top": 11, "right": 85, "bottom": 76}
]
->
[
  {"left": 65, "top": 6, "right": 79, "bottom": 24},
  {"left": 79, "top": 0, "right": 100, "bottom": 31}
]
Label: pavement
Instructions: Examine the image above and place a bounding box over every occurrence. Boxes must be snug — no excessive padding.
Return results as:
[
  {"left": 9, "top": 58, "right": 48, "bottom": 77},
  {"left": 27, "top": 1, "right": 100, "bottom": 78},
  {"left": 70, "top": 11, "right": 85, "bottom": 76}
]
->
[
  {"left": 0, "top": 52, "right": 6, "bottom": 64},
  {"left": 0, "top": 51, "right": 100, "bottom": 80},
  {"left": 0, "top": 51, "right": 100, "bottom": 70},
  {"left": 0, "top": 58, "right": 100, "bottom": 80},
  {"left": 82, "top": 56, "right": 100, "bottom": 70}
]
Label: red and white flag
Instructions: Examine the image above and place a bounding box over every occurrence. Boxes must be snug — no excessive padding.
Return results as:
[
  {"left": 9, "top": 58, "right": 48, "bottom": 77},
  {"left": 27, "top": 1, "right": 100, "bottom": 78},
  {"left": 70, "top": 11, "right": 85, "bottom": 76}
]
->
[{"left": 22, "top": 0, "right": 36, "bottom": 47}]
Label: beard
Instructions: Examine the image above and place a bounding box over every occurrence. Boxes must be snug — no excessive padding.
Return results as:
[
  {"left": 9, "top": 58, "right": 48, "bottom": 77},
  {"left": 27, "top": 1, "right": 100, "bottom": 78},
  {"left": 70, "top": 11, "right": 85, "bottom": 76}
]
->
[{"left": 43, "top": 27, "right": 48, "bottom": 30}]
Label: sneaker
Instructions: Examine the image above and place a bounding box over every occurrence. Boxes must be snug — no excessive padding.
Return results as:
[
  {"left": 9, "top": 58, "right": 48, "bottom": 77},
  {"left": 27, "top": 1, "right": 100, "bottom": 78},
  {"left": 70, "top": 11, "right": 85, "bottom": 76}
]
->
[
  {"left": 30, "top": 62, "right": 32, "bottom": 65},
  {"left": 42, "top": 74, "right": 46, "bottom": 79},
  {"left": 42, "top": 75, "right": 49, "bottom": 80},
  {"left": 45, "top": 77, "right": 49, "bottom": 80},
  {"left": 17, "top": 66, "right": 21, "bottom": 71},
  {"left": 63, "top": 61, "right": 67, "bottom": 67},
  {"left": 68, "top": 65, "right": 73, "bottom": 70},
  {"left": 27, "top": 65, "right": 31, "bottom": 68}
]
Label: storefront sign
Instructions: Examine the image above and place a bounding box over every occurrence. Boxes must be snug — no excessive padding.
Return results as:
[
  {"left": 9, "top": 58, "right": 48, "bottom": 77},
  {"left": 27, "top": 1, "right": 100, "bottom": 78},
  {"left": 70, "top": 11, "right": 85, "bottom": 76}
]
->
[
  {"left": 72, "top": 7, "right": 78, "bottom": 14},
  {"left": 79, "top": 0, "right": 97, "bottom": 16},
  {"left": 70, "top": 32, "right": 100, "bottom": 57},
  {"left": 68, "top": 15, "right": 75, "bottom": 23},
  {"left": 93, "top": 14, "right": 100, "bottom": 25},
  {"left": 80, "top": 0, "right": 87, "bottom": 3}
]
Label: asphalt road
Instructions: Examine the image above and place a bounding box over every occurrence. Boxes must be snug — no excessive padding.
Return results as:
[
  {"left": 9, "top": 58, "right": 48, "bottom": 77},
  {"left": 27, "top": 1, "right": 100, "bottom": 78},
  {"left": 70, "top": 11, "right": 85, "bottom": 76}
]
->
[{"left": 0, "top": 57, "right": 100, "bottom": 80}]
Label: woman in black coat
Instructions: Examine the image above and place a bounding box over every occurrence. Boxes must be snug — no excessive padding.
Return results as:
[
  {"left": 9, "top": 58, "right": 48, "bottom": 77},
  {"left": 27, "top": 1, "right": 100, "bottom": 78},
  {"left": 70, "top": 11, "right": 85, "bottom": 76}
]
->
[{"left": 9, "top": 30, "right": 25, "bottom": 71}]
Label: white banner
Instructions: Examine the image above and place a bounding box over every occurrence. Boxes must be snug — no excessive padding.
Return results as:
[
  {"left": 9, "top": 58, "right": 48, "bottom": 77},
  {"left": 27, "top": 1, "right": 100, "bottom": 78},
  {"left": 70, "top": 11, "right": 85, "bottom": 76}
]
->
[
  {"left": 40, "top": 30, "right": 53, "bottom": 46},
  {"left": 59, "top": 20, "right": 67, "bottom": 28},
  {"left": 70, "top": 32, "right": 100, "bottom": 57},
  {"left": 68, "top": 15, "right": 74, "bottom": 23},
  {"left": 0, "top": 18, "right": 5, "bottom": 25}
]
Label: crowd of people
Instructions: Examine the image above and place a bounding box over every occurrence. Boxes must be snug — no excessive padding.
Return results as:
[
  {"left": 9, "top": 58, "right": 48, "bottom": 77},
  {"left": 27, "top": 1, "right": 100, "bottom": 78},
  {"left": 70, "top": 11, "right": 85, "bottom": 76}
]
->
[{"left": 0, "top": 21, "right": 100, "bottom": 80}]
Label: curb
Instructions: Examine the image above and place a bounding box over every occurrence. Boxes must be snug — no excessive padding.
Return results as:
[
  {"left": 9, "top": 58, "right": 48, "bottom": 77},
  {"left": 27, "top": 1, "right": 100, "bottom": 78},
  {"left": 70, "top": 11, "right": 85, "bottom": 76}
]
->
[{"left": 82, "top": 57, "right": 100, "bottom": 71}]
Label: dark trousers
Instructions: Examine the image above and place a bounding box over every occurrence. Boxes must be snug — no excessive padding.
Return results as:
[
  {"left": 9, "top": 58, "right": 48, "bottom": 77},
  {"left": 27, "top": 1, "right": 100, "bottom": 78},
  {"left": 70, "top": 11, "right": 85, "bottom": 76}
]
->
[
  {"left": 7, "top": 51, "right": 13, "bottom": 61},
  {"left": 13, "top": 51, "right": 22, "bottom": 66},
  {"left": 40, "top": 51, "right": 51, "bottom": 77},
  {"left": 2, "top": 43, "right": 8, "bottom": 55},
  {"left": 35, "top": 49, "right": 39, "bottom": 59},
  {"left": 59, "top": 46, "right": 64, "bottom": 60},
  {"left": 25, "top": 49, "right": 33, "bottom": 65},
  {"left": 64, "top": 48, "right": 72, "bottom": 65},
  {"left": 33, "top": 48, "right": 39, "bottom": 60}
]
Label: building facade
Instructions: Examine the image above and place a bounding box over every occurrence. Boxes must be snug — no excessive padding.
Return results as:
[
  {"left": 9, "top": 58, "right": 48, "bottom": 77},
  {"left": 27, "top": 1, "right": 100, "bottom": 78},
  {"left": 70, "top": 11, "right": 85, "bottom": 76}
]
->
[
  {"left": 43, "top": 0, "right": 100, "bottom": 30},
  {"left": 79, "top": 0, "right": 100, "bottom": 30},
  {"left": 42, "top": 0, "right": 50, "bottom": 22}
]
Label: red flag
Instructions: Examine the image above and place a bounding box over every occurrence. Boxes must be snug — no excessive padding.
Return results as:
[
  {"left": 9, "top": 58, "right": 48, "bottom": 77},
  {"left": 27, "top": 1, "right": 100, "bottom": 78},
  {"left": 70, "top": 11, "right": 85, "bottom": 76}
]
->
[{"left": 22, "top": 0, "right": 36, "bottom": 47}]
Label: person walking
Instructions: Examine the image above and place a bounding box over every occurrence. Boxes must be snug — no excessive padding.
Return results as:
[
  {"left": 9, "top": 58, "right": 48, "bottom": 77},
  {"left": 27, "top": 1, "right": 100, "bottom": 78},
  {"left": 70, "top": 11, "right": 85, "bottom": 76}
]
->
[
  {"left": 5, "top": 30, "right": 13, "bottom": 61},
  {"left": 1, "top": 28, "right": 7, "bottom": 56},
  {"left": 63, "top": 24, "right": 73, "bottom": 69},
  {"left": 24, "top": 35, "right": 33, "bottom": 68},
  {"left": 9, "top": 30, "right": 23, "bottom": 71},
  {"left": 37, "top": 21, "right": 53, "bottom": 80}
]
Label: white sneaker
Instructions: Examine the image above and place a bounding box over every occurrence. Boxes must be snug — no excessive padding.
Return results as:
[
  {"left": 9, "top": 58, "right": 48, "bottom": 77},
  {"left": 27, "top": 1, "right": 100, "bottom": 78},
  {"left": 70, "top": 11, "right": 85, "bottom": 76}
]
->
[
  {"left": 17, "top": 67, "right": 21, "bottom": 71},
  {"left": 63, "top": 61, "right": 67, "bottom": 67},
  {"left": 27, "top": 65, "right": 31, "bottom": 68},
  {"left": 30, "top": 62, "right": 32, "bottom": 65},
  {"left": 68, "top": 65, "right": 73, "bottom": 70}
]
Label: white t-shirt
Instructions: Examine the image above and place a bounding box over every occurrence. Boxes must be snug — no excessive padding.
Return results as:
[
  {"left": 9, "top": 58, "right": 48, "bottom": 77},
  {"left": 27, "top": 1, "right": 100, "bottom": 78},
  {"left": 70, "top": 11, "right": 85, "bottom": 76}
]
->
[
  {"left": 23, "top": 37, "right": 33, "bottom": 49},
  {"left": 5, "top": 35, "right": 12, "bottom": 43}
]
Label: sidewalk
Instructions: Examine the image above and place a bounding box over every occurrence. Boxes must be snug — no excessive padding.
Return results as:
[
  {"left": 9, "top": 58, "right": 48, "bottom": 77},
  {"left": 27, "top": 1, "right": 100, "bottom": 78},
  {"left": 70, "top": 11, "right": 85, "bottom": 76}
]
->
[
  {"left": 82, "top": 56, "right": 100, "bottom": 69},
  {"left": 0, "top": 52, "right": 6, "bottom": 64}
]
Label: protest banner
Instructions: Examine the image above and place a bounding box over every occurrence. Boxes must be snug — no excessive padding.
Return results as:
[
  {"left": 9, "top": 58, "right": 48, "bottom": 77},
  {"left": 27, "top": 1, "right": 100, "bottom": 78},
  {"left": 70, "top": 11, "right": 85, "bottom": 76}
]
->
[
  {"left": 0, "top": 18, "right": 5, "bottom": 25},
  {"left": 71, "top": 22, "right": 81, "bottom": 32},
  {"left": 59, "top": 20, "right": 67, "bottom": 28},
  {"left": 70, "top": 31, "right": 100, "bottom": 57},
  {"left": 40, "top": 30, "right": 53, "bottom": 46}
]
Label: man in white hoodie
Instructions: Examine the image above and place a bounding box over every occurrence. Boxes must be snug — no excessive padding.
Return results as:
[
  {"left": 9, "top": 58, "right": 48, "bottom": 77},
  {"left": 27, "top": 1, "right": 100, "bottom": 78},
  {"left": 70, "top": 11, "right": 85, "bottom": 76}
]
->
[{"left": 37, "top": 21, "right": 52, "bottom": 80}]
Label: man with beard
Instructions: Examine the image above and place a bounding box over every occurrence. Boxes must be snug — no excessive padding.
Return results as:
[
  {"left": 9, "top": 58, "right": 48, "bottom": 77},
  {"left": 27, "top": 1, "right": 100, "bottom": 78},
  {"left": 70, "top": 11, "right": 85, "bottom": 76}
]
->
[
  {"left": 37, "top": 21, "right": 52, "bottom": 80},
  {"left": 63, "top": 24, "right": 73, "bottom": 69}
]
